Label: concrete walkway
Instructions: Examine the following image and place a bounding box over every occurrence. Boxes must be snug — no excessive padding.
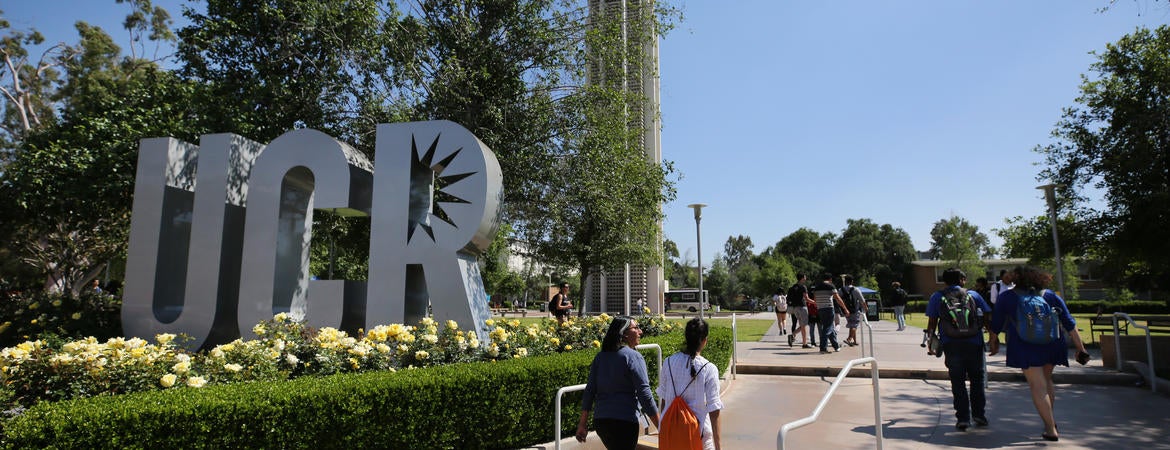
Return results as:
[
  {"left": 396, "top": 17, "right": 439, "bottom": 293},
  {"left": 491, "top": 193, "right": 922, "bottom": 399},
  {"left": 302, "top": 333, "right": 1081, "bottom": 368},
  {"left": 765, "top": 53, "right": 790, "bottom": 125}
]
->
[{"left": 534, "top": 314, "right": 1170, "bottom": 449}]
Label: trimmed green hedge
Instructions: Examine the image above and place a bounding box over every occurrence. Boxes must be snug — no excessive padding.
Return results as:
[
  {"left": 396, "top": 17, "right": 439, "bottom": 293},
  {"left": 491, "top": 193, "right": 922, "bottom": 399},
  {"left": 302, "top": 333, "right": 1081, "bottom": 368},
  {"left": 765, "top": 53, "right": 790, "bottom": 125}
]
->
[{"left": 2, "top": 327, "right": 731, "bottom": 449}]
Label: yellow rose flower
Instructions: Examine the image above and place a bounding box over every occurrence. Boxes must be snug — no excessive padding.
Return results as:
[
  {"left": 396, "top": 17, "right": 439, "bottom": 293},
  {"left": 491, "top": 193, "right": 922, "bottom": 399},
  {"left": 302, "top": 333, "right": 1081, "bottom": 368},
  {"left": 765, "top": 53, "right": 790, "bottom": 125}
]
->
[
  {"left": 51, "top": 300, "right": 62, "bottom": 307},
  {"left": 564, "top": 345, "right": 572, "bottom": 351},
  {"left": 186, "top": 376, "right": 207, "bottom": 388},
  {"left": 155, "top": 333, "right": 176, "bottom": 345},
  {"left": 446, "top": 320, "right": 459, "bottom": 330},
  {"left": 27, "top": 302, "right": 39, "bottom": 310},
  {"left": 592, "top": 340, "right": 601, "bottom": 348},
  {"left": 274, "top": 312, "right": 289, "bottom": 323},
  {"left": 71, "top": 312, "right": 82, "bottom": 320},
  {"left": 253, "top": 324, "right": 267, "bottom": 335},
  {"left": 485, "top": 319, "right": 495, "bottom": 327},
  {"left": 415, "top": 350, "right": 429, "bottom": 360},
  {"left": 160, "top": 374, "right": 177, "bottom": 388}
]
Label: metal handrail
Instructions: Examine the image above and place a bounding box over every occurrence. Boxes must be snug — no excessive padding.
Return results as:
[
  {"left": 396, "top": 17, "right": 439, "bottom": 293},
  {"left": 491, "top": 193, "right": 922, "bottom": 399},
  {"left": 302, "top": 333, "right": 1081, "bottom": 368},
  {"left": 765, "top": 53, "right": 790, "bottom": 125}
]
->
[
  {"left": 859, "top": 311, "right": 875, "bottom": 358},
  {"left": 554, "top": 343, "right": 663, "bottom": 449},
  {"left": 732, "top": 313, "right": 738, "bottom": 380},
  {"left": 777, "top": 357, "right": 883, "bottom": 450},
  {"left": 554, "top": 383, "right": 587, "bottom": 448},
  {"left": 1112, "top": 313, "right": 1157, "bottom": 392}
]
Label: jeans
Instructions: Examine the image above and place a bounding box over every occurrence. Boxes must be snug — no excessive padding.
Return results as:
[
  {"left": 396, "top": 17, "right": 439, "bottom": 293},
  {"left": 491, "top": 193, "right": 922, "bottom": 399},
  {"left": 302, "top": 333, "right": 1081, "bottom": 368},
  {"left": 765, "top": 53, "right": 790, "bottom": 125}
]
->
[
  {"left": 807, "top": 318, "right": 818, "bottom": 345},
  {"left": 818, "top": 309, "right": 839, "bottom": 351},
  {"left": 942, "top": 341, "right": 986, "bottom": 422},
  {"left": 894, "top": 305, "right": 906, "bottom": 329}
]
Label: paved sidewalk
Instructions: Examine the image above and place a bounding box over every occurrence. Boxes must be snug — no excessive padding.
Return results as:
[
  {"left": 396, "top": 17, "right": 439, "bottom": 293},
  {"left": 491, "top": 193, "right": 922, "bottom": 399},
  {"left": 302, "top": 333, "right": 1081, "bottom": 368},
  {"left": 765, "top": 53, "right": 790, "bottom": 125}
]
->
[{"left": 533, "top": 314, "right": 1170, "bottom": 449}]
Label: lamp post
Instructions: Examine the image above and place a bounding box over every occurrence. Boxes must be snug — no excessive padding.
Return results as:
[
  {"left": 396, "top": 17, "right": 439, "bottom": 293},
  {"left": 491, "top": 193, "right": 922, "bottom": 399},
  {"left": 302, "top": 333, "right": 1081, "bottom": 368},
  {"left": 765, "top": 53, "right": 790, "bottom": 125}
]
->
[
  {"left": 688, "top": 203, "right": 707, "bottom": 320},
  {"left": 1037, "top": 184, "right": 1066, "bottom": 296}
]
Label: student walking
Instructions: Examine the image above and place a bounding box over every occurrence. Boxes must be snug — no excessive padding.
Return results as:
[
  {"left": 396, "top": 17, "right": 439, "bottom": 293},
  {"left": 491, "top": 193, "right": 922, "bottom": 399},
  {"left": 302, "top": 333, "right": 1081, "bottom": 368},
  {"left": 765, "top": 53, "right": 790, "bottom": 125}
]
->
[
  {"left": 658, "top": 318, "right": 724, "bottom": 450},
  {"left": 926, "top": 268, "right": 996, "bottom": 431},
  {"left": 577, "top": 316, "right": 660, "bottom": 449},
  {"left": 812, "top": 273, "right": 850, "bottom": 354},
  {"left": 990, "top": 266, "right": 1089, "bottom": 442}
]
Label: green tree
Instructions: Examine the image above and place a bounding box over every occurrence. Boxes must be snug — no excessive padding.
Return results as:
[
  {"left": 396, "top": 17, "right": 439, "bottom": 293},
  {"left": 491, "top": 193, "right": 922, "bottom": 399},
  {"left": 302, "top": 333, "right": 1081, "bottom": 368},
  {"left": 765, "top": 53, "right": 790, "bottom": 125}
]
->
[
  {"left": 1037, "top": 25, "right": 1170, "bottom": 291},
  {"left": 751, "top": 249, "right": 796, "bottom": 299},
  {"left": 774, "top": 227, "right": 832, "bottom": 278},
  {"left": 929, "top": 215, "right": 990, "bottom": 284},
  {"left": 703, "top": 255, "right": 729, "bottom": 306},
  {"left": 0, "top": 4, "right": 195, "bottom": 295},
  {"left": 722, "top": 235, "right": 754, "bottom": 271},
  {"left": 828, "top": 219, "right": 916, "bottom": 291},
  {"left": 662, "top": 238, "right": 679, "bottom": 286}
]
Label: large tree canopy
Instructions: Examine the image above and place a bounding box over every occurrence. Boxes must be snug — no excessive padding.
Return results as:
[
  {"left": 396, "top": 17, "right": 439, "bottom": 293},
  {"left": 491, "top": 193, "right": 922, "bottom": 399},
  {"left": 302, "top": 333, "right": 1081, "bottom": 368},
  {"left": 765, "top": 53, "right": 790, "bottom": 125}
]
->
[
  {"left": 1038, "top": 25, "right": 1170, "bottom": 290},
  {"left": 1, "top": 0, "right": 680, "bottom": 297}
]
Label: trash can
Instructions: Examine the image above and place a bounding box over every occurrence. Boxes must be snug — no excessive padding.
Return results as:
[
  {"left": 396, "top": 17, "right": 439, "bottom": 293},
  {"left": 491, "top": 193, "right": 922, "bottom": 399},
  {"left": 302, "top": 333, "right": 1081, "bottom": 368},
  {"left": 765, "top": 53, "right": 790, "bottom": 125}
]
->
[{"left": 866, "top": 301, "right": 879, "bottom": 321}]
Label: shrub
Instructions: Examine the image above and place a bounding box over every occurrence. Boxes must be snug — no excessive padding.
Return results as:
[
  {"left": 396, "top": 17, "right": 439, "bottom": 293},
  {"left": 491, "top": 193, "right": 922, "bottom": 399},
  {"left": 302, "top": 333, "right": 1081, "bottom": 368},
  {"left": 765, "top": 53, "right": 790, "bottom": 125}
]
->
[
  {"left": 1, "top": 326, "right": 733, "bottom": 449},
  {"left": 0, "top": 291, "right": 121, "bottom": 349},
  {"left": 0, "top": 313, "right": 675, "bottom": 409}
]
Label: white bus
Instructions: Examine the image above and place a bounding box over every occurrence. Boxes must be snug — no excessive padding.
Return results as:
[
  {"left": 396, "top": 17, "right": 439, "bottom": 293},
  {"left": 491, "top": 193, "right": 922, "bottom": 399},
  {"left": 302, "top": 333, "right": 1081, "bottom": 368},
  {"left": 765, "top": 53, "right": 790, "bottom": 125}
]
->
[{"left": 665, "top": 289, "right": 710, "bottom": 312}]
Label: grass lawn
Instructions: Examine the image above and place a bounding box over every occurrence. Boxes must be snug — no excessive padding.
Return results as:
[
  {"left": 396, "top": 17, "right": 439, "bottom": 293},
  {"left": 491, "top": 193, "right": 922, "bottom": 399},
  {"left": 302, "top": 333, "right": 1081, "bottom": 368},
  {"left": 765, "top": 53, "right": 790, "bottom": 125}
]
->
[{"left": 503, "top": 315, "right": 776, "bottom": 342}]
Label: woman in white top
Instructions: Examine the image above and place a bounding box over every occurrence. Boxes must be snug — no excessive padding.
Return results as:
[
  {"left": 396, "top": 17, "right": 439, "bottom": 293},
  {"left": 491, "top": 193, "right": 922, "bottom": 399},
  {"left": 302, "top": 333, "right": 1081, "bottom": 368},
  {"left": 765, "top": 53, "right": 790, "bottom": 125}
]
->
[{"left": 657, "top": 318, "right": 724, "bottom": 450}]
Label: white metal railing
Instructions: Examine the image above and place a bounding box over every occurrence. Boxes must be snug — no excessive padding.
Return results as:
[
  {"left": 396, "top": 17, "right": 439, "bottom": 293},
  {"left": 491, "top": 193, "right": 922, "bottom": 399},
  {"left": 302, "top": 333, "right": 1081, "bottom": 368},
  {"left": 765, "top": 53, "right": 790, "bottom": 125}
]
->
[
  {"left": 777, "top": 357, "right": 883, "bottom": 450},
  {"left": 732, "top": 313, "right": 738, "bottom": 380},
  {"left": 553, "top": 343, "right": 663, "bottom": 449},
  {"left": 859, "top": 312, "right": 875, "bottom": 359},
  {"left": 1112, "top": 313, "right": 1157, "bottom": 392},
  {"left": 554, "top": 383, "right": 587, "bottom": 448}
]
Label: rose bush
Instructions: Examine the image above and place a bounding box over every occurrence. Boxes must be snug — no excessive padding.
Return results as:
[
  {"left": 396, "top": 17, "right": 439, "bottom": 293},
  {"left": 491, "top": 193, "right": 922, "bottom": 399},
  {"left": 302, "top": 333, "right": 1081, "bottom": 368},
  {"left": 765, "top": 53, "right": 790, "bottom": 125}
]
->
[{"left": 0, "top": 312, "right": 675, "bottom": 409}]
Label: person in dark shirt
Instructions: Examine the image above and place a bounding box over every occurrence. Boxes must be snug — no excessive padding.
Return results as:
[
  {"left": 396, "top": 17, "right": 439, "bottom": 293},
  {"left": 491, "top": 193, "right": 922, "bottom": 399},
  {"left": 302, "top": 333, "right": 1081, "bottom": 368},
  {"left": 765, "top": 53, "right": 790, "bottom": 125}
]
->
[{"left": 577, "top": 316, "right": 660, "bottom": 449}]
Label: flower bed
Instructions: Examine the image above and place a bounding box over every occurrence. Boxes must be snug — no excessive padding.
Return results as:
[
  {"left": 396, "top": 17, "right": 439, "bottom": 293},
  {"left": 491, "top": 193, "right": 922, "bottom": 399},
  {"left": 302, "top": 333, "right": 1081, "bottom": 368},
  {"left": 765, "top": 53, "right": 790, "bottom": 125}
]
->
[
  {"left": 1, "top": 324, "right": 731, "bottom": 449},
  {"left": 1, "top": 312, "right": 676, "bottom": 409}
]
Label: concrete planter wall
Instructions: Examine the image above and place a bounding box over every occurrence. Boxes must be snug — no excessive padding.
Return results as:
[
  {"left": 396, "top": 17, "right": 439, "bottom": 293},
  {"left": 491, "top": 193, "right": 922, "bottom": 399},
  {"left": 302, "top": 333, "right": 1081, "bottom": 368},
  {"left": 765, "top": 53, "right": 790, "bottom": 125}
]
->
[{"left": 1099, "top": 334, "right": 1170, "bottom": 373}]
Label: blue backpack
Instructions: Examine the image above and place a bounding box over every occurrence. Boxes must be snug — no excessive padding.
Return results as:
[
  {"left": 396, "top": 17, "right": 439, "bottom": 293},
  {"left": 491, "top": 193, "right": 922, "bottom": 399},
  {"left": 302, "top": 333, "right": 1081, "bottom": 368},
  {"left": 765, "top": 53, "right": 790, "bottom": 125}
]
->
[{"left": 1014, "top": 289, "right": 1061, "bottom": 344}]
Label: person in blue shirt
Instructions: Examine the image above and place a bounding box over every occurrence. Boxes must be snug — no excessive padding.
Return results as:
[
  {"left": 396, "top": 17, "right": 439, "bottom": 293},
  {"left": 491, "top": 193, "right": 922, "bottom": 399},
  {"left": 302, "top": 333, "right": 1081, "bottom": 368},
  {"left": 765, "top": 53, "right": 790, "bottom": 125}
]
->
[
  {"left": 576, "top": 316, "right": 660, "bottom": 449},
  {"left": 926, "top": 268, "right": 997, "bottom": 432},
  {"left": 990, "top": 265, "right": 1088, "bottom": 442}
]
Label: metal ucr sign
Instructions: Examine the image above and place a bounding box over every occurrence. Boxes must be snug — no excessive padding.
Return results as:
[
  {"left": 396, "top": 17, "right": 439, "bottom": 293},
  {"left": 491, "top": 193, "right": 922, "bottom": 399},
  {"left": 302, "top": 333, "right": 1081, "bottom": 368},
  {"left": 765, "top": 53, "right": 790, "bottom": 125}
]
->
[{"left": 122, "top": 121, "right": 502, "bottom": 349}]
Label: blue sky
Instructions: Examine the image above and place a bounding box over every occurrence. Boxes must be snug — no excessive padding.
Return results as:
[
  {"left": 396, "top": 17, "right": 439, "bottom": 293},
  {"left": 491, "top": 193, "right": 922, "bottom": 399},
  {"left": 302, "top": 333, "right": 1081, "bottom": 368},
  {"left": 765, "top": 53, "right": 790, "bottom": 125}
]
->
[
  {"left": 5, "top": 1, "right": 1168, "bottom": 265},
  {"left": 658, "top": 1, "right": 1167, "bottom": 265}
]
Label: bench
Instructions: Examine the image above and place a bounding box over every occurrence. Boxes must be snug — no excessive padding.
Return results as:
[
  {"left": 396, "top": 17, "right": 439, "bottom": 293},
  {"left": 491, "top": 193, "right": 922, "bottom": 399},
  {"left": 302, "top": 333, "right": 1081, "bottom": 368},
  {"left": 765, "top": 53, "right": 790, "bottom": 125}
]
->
[
  {"left": 1088, "top": 316, "right": 1126, "bottom": 344},
  {"left": 1144, "top": 317, "right": 1170, "bottom": 334}
]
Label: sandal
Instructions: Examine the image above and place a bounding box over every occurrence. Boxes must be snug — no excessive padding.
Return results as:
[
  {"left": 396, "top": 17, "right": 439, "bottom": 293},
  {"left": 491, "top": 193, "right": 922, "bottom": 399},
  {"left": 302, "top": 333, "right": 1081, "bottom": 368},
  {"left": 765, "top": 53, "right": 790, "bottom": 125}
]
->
[{"left": 1042, "top": 433, "right": 1059, "bottom": 442}]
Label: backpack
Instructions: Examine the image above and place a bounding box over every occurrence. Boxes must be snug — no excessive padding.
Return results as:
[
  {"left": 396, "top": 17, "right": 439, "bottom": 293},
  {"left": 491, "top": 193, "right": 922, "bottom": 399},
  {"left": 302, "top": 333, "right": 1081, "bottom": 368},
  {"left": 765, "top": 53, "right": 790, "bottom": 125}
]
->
[
  {"left": 786, "top": 284, "right": 804, "bottom": 307},
  {"left": 937, "top": 288, "right": 982, "bottom": 339},
  {"left": 548, "top": 294, "right": 560, "bottom": 316},
  {"left": 659, "top": 357, "right": 708, "bottom": 450},
  {"left": 1014, "top": 289, "right": 1061, "bottom": 345}
]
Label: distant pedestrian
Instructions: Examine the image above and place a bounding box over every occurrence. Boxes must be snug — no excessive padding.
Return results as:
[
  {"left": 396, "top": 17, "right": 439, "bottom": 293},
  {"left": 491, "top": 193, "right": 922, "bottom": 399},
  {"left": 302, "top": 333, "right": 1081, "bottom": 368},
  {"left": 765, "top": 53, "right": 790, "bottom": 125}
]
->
[
  {"left": 786, "top": 274, "right": 812, "bottom": 348},
  {"left": 974, "top": 278, "right": 991, "bottom": 308},
  {"left": 577, "top": 316, "right": 660, "bottom": 448},
  {"left": 551, "top": 283, "right": 574, "bottom": 325},
  {"left": 658, "top": 318, "right": 723, "bottom": 450},
  {"left": 989, "top": 269, "right": 1014, "bottom": 308},
  {"left": 926, "top": 268, "right": 995, "bottom": 432},
  {"left": 812, "top": 273, "right": 850, "bottom": 354},
  {"left": 889, "top": 281, "right": 908, "bottom": 331},
  {"left": 841, "top": 275, "right": 866, "bottom": 347},
  {"left": 990, "top": 266, "right": 1089, "bottom": 442},
  {"left": 773, "top": 289, "right": 788, "bottom": 338}
]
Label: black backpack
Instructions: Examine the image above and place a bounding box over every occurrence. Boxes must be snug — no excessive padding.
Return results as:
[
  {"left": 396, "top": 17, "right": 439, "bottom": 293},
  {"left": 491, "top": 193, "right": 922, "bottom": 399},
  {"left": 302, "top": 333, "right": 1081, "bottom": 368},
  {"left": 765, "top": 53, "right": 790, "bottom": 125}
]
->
[
  {"left": 548, "top": 294, "right": 560, "bottom": 315},
  {"left": 938, "top": 288, "right": 982, "bottom": 339},
  {"left": 786, "top": 284, "right": 804, "bottom": 307}
]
